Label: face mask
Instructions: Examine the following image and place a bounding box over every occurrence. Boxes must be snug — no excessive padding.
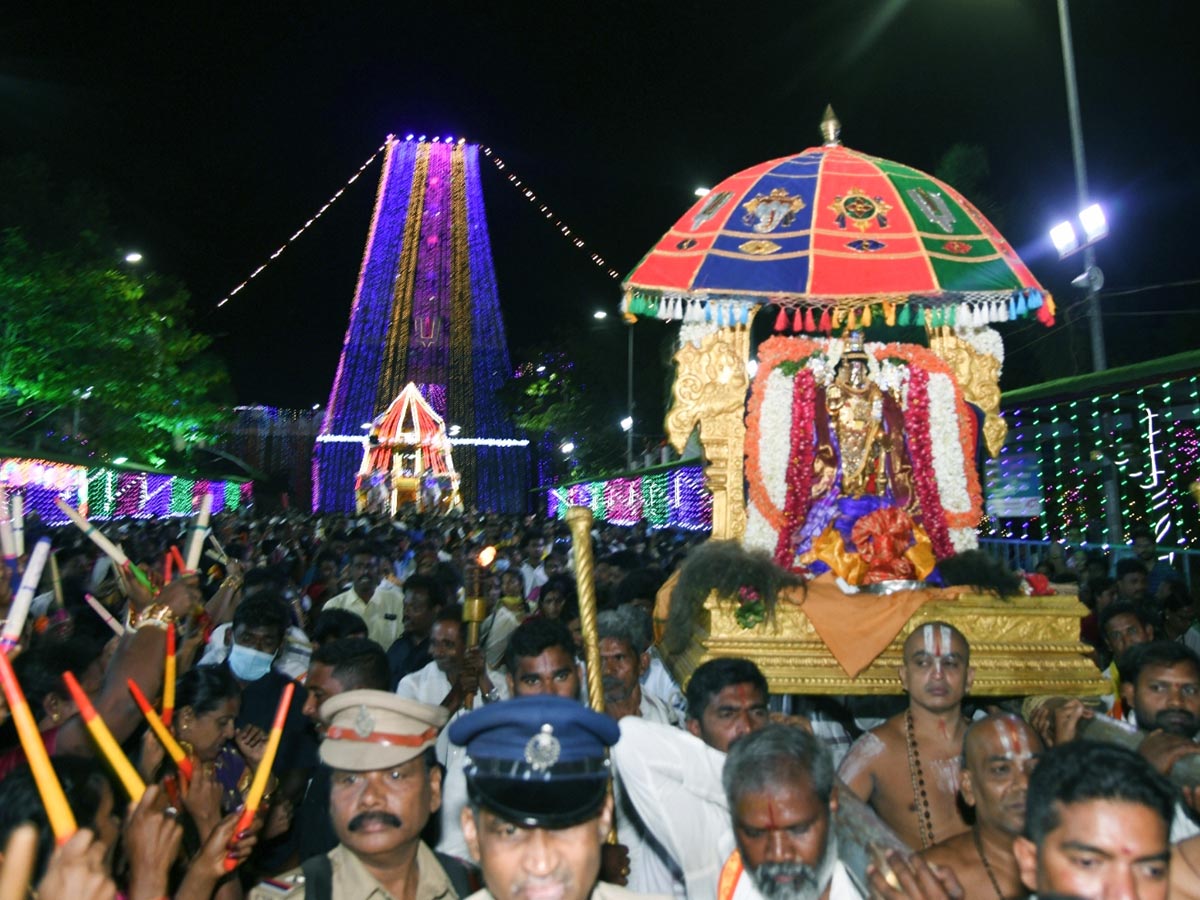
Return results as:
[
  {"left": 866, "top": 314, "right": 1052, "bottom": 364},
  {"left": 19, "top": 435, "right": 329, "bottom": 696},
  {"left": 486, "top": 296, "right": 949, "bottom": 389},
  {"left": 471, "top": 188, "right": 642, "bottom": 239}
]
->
[{"left": 228, "top": 643, "right": 275, "bottom": 681}]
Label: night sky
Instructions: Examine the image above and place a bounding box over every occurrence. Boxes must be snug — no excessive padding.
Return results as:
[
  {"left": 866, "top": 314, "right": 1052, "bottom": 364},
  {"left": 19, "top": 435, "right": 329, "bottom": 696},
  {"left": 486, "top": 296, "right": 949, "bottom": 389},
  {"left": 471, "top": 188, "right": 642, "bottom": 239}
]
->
[{"left": 5, "top": 2, "right": 1198, "bottom": 421}]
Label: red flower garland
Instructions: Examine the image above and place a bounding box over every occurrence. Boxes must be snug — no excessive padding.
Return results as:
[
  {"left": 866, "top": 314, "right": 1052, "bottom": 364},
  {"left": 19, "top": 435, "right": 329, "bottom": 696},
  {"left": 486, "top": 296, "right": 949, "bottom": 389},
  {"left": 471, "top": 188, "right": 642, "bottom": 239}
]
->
[
  {"left": 903, "top": 367, "right": 954, "bottom": 558},
  {"left": 773, "top": 368, "right": 816, "bottom": 569}
]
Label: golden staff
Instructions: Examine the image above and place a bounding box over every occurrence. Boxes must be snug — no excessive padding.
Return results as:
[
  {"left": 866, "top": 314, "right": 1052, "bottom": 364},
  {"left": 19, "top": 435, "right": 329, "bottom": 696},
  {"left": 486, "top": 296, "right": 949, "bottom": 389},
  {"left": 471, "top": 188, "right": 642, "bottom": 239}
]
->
[
  {"left": 565, "top": 507, "right": 604, "bottom": 713},
  {"left": 461, "top": 546, "right": 496, "bottom": 710}
]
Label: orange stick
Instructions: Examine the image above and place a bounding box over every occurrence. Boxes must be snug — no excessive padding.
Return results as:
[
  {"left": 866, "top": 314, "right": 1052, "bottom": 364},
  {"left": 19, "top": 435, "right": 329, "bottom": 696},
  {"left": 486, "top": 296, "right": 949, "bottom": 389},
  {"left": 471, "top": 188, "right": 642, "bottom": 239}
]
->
[
  {"left": 127, "top": 679, "right": 194, "bottom": 780},
  {"left": 169, "top": 545, "right": 187, "bottom": 577},
  {"left": 163, "top": 551, "right": 174, "bottom": 585},
  {"left": 0, "top": 652, "right": 76, "bottom": 841},
  {"left": 62, "top": 672, "right": 146, "bottom": 803},
  {"left": 162, "top": 624, "right": 176, "bottom": 726},
  {"left": 223, "top": 682, "right": 294, "bottom": 870}
]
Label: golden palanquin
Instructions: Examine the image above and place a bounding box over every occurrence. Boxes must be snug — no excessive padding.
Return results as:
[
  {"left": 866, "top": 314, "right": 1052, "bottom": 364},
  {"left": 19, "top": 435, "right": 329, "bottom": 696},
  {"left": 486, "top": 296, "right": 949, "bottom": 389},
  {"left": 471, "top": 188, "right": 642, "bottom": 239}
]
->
[{"left": 662, "top": 322, "right": 1106, "bottom": 696}]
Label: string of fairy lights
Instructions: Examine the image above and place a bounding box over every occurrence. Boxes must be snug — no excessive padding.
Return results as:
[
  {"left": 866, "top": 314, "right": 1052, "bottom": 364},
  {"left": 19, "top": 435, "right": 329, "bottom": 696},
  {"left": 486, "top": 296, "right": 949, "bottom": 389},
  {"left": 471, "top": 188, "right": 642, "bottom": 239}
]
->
[
  {"left": 215, "top": 140, "right": 389, "bottom": 309},
  {"left": 216, "top": 134, "right": 622, "bottom": 312},
  {"left": 478, "top": 145, "right": 622, "bottom": 280},
  {"left": 979, "top": 371, "right": 1200, "bottom": 545}
]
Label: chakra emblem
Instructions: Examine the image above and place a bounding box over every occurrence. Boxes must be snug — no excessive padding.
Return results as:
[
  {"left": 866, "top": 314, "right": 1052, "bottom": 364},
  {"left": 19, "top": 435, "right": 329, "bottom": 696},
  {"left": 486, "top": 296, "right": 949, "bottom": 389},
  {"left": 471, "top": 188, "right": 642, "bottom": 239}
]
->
[
  {"left": 741, "top": 188, "right": 806, "bottom": 234},
  {"left": 942, "top": 240, "right": 972, "bottom": 255},
  {"left": 738, "top": 239, "right": 782, "bottom": 255},
  {"left": 829, "top": 189, "right": 892, "bottom": 232},
  {"left": 846, "top": 239, "right": 886, "bottom": 253},
  {"left": 675, "top": 238, "right": 698, "bottom": 250},
  {"left": 524, "top": 724, "right": 561, "bottom": 772},
  {"left": 691, "top": 191, "right": 733, "bottom": 230},
  {"left": 907, "top": 187, "right": 956, "bottom": 232},
  {"left": 354, "top": 706, "right": 375, "bottom": 738}
]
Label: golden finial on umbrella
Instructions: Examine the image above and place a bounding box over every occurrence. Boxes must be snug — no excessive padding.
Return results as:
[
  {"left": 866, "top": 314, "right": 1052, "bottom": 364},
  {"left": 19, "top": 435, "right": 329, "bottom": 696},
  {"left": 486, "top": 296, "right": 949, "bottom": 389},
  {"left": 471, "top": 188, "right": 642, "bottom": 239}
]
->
[{"left": 820, "top": 104, "right": 841, "bottom": 146}]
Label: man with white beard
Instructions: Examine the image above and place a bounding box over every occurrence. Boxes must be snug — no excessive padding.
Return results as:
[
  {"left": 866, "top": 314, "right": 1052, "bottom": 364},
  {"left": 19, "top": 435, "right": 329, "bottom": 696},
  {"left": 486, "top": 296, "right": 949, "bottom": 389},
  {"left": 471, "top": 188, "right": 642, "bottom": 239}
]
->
[{"left": 719, "top": 725, "right": 861, "bottom": 900}]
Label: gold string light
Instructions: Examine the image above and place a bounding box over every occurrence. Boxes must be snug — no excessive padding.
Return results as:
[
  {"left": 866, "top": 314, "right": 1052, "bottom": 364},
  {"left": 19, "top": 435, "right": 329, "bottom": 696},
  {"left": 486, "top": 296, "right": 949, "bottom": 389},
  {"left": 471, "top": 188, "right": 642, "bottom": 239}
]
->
[
  {"left": 480, "top": 146, "right": 622, "bottom": 280},
  {"left": 216, "top": 141, "right": 389, "bottom": 309},
  {"left": 216, "top": 135, "right": 625, "bottom": 312}
]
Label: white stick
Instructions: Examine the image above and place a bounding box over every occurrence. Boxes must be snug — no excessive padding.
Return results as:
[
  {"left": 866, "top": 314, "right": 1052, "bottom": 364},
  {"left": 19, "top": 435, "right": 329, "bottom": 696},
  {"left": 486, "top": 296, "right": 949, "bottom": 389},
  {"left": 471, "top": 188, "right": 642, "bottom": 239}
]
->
[
  {"left": 0, "top": 486, "right": 15, "bottom": 563},
  {"left": 53, "top": 498, "right": 131, "bottom": 567},
  {"left": 11, "top": 495, "right": 24, "bottom": 558},
  {"left": 84, "top": 593, "right": 125, "bottom": 636},
  {"left": 184, "top": 494, "right": 213, "bottom": 572},
  {"left": 1, "top": 538, "right": 51, "bottom": 646}
]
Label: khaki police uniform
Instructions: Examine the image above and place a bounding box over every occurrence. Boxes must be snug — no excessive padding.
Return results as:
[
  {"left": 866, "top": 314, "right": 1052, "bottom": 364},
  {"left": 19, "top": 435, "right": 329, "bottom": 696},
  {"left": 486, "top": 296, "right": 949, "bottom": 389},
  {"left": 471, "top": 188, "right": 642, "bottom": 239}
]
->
[
  {"left": 251, "top": 842, "right": 457, "bottom": 900},
  {"left": 250, "top": 690, "right": 454, "bottom": 900}
]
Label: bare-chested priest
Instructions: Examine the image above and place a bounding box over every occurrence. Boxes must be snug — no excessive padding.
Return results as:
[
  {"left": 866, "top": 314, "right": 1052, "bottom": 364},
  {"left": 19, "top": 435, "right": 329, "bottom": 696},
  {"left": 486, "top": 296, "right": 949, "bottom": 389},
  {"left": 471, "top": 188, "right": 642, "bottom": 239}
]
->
[
  {"left": 838, "top": 621, "right": 973, "bottom": 851},
  {"left": 920, "top": 713, "right": 1042, "bottom": 899}
]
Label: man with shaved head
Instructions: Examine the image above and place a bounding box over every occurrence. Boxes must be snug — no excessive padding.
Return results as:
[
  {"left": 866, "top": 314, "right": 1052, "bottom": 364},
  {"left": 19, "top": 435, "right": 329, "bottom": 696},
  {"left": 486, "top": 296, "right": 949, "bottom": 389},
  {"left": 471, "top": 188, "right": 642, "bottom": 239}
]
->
[
  {"left": 839, "top": 621, "right": 974, "bottom": 850},
  {"left": 920, "top": 713, "right": 1042, "bottom": 899}
]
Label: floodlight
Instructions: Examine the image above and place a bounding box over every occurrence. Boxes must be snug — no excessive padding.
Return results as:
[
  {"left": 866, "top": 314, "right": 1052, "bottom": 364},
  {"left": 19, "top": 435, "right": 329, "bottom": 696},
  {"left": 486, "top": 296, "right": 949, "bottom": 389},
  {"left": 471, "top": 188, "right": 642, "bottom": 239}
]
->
[{"left": 1049, "top": 221, "right": 1078, "bottom": 258}]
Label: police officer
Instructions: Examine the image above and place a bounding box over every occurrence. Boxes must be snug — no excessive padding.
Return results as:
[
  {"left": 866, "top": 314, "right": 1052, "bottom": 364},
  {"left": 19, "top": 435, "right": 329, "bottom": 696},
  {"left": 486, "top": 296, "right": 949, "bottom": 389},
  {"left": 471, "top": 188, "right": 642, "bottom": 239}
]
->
[
  {"left": 452, "top": 695, "right": 669, "bottom": 900},
  {"left": 251, "top": 689, "right": 472, "bottom": 899}
]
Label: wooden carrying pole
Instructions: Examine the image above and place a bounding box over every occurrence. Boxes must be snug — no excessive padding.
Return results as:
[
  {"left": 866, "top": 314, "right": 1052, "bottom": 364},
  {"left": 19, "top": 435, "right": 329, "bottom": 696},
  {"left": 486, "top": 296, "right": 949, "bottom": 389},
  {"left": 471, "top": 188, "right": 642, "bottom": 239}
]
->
[{"left": 565, "top": 507, "right": 604, "bottom": 712}]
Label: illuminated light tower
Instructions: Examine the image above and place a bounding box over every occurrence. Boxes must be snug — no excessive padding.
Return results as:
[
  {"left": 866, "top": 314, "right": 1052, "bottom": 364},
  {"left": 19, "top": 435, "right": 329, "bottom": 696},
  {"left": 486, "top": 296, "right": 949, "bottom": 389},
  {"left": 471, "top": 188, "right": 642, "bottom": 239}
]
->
[{"left": 314, "top": 136, "right": 528, "bottom": 512}]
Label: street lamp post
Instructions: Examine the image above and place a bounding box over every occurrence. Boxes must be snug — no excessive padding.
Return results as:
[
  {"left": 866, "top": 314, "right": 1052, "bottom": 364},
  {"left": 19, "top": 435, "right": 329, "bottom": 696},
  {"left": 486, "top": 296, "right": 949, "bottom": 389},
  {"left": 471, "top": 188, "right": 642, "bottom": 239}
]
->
[
  {"left": 1057, "top": 0, "right": 1105, "bottom": 373},
  {"left": 1057, "top": 0, "right": 1122, "bottom": 543},
  {"left": 625, "top": 323, "right": 634, "bottom": 471}
]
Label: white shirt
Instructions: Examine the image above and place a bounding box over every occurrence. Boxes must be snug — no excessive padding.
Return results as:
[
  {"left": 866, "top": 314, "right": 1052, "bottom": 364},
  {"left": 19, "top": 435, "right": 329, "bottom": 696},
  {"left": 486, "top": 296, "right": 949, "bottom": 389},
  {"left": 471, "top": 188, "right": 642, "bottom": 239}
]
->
[
  {"left": 323, "top": 581, "right": 406, "bottom": 649},
  {"left": 612, "top": 717, "right": 734, "bottom": 900},
  {"left": 641, "top": 653, "right": 686, "bottom": 720},
  {"left": 519, "top": 561, "right": 547, "bottom": 599}
]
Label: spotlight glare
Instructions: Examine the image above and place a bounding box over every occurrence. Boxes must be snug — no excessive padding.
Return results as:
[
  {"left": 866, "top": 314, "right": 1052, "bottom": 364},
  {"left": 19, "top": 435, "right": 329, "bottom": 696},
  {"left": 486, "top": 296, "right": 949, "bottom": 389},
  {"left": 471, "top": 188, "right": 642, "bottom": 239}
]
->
[{"left": 1049, "top": 221, "right": 1078, "bottom": 258}]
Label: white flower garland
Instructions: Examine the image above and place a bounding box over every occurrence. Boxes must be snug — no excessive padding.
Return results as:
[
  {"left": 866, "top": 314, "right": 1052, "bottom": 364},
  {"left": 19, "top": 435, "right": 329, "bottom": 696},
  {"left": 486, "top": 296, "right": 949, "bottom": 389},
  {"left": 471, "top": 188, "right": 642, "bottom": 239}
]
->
[
  {"left": 953, "top": 325, "right": 1004, "bottom": 370},
  {"left": 744, "top": 367, "right": 795, "bottom": 551},
  {"left": 926, "top": 372, "right": 972, "bottom": 517}
]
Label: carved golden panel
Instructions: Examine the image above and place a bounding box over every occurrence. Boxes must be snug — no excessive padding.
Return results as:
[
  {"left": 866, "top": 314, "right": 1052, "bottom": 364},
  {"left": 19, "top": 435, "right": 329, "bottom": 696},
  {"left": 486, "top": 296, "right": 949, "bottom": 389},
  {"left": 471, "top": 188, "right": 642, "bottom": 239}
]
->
[
  {"left": 927, "top": 326, "right": 1006, "bottom": 458},
  {"left": 663, "top": 592, "right": 1107, "bottom": 697},
  {"left": 666, "top": 322, "right": 757, "bottom": 542}
]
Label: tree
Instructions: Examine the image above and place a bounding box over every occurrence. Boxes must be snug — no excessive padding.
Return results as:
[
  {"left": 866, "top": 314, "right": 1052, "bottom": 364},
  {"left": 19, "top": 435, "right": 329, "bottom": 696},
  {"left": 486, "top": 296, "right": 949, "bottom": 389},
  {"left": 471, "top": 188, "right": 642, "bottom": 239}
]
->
[
  {"left": 498, "top": 349, "right": 623, "bottom": 479},
  {"left": 0, "top": 156, "right": 230, "bottom": 463}
]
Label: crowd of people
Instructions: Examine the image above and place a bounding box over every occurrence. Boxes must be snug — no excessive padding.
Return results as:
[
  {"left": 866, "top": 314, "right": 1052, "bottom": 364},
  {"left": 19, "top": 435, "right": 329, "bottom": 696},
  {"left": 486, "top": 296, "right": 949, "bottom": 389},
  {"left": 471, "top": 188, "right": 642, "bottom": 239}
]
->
[{"left": 0, "top": 505, "right": 1199, "bottom": 900}]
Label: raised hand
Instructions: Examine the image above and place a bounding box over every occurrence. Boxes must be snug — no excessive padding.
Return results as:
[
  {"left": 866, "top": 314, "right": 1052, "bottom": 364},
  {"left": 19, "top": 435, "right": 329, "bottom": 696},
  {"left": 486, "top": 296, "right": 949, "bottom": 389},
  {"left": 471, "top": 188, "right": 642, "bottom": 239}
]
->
[
  {"left": 35, "top": 828, "right": 117, "bottom": 900},
  {"left": 124, "top": 785, "right": 184, "bottom": 900}
]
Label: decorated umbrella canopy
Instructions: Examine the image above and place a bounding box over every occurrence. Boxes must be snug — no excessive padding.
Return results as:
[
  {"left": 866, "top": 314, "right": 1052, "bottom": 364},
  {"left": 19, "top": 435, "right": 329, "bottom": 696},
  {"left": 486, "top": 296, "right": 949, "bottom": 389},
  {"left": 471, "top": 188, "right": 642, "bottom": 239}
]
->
[{"left": 623, "top": 108, "right": 1054, "bottom": 331}]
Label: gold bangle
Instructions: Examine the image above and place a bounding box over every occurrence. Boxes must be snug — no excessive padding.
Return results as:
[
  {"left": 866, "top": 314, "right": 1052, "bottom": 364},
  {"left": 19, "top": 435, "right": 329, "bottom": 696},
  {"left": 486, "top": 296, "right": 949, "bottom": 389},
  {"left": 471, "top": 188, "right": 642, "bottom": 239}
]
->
[{"left": 127, "top": 602, "right": 176, "bottom": 631}]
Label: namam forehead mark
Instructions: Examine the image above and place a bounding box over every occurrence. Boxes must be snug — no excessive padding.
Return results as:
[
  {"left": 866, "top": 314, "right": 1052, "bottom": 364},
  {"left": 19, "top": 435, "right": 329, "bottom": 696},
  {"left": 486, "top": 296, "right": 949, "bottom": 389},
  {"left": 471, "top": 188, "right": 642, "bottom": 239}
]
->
[
  {"left": 966, "top": 715, "right": 1040, "bottom": 767},
  {"left": 904, "top": 623, "right": 968, "bottom": 665}
]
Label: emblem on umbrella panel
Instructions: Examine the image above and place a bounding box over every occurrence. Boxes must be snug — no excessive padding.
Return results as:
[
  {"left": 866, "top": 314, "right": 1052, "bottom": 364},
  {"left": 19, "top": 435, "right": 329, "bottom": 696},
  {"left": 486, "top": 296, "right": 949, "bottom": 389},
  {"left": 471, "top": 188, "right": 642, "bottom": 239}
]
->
[
  {"left": 741, "top": 188, "right": 806, "bottom": 234},
  {"left": 738, "top": 240, "right": 783, "bottom": 255},
  {"left": 907, "top": 187, "right": 957, "bottom": 233},
  {"left": 829, "top": 188, "right": 891, "bottom": 232},
  {"left": 846, "top": 239, "right": 887, "bottom": 253},
  {"left": 690, "top": 191, "right": 734, "bottom": 231}
]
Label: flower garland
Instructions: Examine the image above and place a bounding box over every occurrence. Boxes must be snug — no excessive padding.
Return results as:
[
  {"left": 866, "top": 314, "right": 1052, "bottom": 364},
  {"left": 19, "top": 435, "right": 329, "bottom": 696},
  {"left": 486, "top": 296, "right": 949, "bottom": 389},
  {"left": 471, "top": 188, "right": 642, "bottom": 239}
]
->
[
  {"left": 903, "top": 366, "right": 954, "bottom": 558},
  {"left": 745, "top": 335, "right": 982, "bottom": 561},
  {"left": 745, "top": 336, "right": 822, "bottom": 537},
  {"left": 870, "top": 343, "right": 983, "bottom": 529},
  {"left": 773, "top": 367, "right": 816, "bottom": 569}
]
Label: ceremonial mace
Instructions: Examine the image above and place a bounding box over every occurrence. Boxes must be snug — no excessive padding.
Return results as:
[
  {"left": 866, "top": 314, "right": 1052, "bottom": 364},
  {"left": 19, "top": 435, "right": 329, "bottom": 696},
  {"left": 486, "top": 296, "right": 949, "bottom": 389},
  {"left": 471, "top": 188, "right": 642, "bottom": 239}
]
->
[
  {"left": 565, "top": 507, "right": 605, "bottom": 712},
  {"left": 462, "top": 546, "right": 497, "bottom": 710}
]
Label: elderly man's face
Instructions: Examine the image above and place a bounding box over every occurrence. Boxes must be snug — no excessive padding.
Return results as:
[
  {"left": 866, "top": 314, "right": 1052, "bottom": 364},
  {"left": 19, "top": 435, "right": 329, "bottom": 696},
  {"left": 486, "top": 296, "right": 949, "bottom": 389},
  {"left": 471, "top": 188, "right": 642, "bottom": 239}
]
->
[
  {"left": 462, "top": 796, "right": 612, "bottom": 900},
  {"left": 330, "top": 756, "right": 440, "bottom": 861},
  {"left": 733, "top": 771, "right": 837, "bottom": 900}
]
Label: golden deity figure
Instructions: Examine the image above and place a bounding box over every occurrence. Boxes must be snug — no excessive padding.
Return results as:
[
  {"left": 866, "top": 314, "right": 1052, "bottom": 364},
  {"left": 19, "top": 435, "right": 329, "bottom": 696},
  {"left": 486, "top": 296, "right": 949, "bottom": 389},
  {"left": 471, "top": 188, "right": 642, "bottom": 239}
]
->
[{"left": 824, "top": 340, "right": 887, "bottom": 498}]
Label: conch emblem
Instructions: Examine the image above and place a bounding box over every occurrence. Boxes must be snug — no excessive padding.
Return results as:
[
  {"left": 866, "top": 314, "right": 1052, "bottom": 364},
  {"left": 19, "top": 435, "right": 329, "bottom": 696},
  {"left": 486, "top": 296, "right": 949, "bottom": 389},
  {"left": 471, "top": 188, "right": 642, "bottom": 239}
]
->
[{"left": 742, "top": 188, "right": 806, "bottom": 234}]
